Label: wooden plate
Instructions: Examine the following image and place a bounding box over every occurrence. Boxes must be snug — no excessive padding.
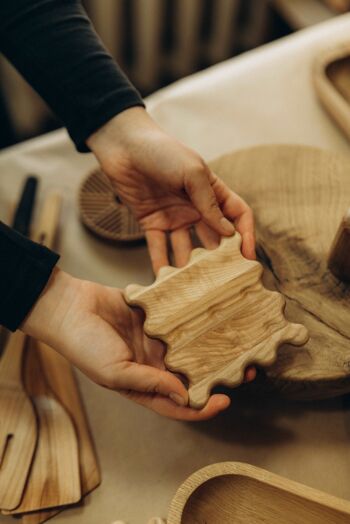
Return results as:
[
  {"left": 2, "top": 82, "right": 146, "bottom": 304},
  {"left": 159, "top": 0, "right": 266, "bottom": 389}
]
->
[
  {"left": 79, "top": 169, "right": 144, "bottom": 243},
  {"left": 314, "top": 41, "right": 350, "bottom": 142},
  {"left": 167, "top": 462, "right": 350, "bottom": 523},
  {"left": 209, "top": 144, "right": 350, "bottom": 399}
]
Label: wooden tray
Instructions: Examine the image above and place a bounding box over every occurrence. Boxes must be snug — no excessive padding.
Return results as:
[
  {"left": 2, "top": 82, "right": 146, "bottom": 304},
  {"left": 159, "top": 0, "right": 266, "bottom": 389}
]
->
[
  {"left": 209, "top": 144, "right": 350, "bottom": 400},
  {"left": 314, "top": 42, "right": 350, "bottom": 142},
  {"left": 167, "top": 462, "right": 350, "bottom": 523},
  {"left": 79, "top": 169, "right": 144, "bottom": 243}
]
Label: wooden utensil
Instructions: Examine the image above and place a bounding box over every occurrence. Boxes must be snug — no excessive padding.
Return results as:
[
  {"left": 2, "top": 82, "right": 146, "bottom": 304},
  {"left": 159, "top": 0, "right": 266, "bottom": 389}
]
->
[
  {"left": 21, "top": 341, "right": 101, "bottom": 524},
  {"left": 79, "top": 168, "right": 144, "bottom": 243},
  {"left": 20, "top": 192, "right": 100, "bottom": 523},
  {"left": 314, "top": 41, "right": 350, "bottom": 142},
  {"left": 125, "top": 233, "right": 308, "bottom": 408},
  {"left": 328, "top": 208, "right": 350, "bottom": 282},
  {"left": 167, "top": 462, "right": 350, "bottom": 523},
  {"left": 209, "top": 144, "right": 350, "bottom": 399},
  {"left": 3, "top": 339, "right": 81, "bottom": 515},
  {"left": 0, "top": 331, "right": 37, "bottom": 510}
]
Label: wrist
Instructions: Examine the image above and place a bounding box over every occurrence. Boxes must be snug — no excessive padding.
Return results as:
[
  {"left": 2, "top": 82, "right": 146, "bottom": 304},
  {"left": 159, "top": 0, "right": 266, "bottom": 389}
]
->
[
  {"left": 21, "top": 268, "right": 80, "bottom": 348},
  {"left": 87, "top": 107, "right": 154, "bottom": 157}
]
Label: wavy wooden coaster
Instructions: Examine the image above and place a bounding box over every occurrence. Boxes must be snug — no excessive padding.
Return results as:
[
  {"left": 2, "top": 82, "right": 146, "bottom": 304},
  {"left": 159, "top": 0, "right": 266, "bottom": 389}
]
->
[
  {"left": 79, "top": 169, "right": 144, "bottom": 243},
  {"left": 124, "top": 233, "right": 308, "bottom": 408}
]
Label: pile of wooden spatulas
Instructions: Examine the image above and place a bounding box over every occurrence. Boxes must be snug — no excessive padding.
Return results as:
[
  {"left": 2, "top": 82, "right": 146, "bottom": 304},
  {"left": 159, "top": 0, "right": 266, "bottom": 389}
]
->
[{"left": 0, "top": 178, "right": 101, "bottom": 523}]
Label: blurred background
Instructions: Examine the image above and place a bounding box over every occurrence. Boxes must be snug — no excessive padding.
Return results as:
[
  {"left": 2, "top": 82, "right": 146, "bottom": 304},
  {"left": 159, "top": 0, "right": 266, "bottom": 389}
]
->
[{"left": 0, "top": 0, "right": 349, "bottom": 150}]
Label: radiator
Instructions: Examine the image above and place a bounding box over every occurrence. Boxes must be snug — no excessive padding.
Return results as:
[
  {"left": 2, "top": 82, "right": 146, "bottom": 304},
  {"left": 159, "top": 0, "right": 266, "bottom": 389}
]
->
[{"left": 0, "top": 0, "right": 270, "bottom": 138}]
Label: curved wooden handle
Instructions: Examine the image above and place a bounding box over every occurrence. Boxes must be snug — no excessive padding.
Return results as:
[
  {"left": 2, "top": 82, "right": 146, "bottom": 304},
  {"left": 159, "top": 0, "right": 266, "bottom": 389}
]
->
[
  {"left": 0, "top": 331, "right": 27, "bottom": 385},
  {"left": 328, "top": 208, "right": 350, "bottom": 282}
]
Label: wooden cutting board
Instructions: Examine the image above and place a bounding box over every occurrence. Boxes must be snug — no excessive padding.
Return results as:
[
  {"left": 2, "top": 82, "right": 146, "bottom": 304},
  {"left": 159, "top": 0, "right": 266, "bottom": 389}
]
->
[
  {"left": 125, "top": 234, "right": 308, "bottom": 408},
  {"left": 209, "top": 144, "right": 350, "bottom": 399}
]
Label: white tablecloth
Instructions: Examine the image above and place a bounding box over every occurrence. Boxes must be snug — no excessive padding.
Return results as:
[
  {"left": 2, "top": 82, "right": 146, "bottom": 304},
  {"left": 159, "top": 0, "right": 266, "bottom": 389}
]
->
[{"left": 1, "top": 14, "right": 350, "bottom": 524}]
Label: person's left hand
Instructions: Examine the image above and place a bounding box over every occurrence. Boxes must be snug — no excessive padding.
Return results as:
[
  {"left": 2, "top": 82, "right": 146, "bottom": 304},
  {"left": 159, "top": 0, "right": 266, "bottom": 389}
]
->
[
  {"left": 22, "top": 269, "right": 256, "bottom": 420},
  {"left": 87, "top": 107, "right": 255, "bottom": 273}
]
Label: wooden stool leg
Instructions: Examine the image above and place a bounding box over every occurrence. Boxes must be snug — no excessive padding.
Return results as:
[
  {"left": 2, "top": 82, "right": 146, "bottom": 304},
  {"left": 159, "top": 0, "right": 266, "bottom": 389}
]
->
[{"left": 328, "top": 208, "right": 350, "bottom": 282}]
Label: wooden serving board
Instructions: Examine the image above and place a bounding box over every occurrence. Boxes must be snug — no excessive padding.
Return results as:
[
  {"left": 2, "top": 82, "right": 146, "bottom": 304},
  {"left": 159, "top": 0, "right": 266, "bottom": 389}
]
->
[
  {"left": 209, "top": 144, "right": 350, "bottom": 399},
  {"left": 125, "top": 233, "right": 308, "bottom": 408}
]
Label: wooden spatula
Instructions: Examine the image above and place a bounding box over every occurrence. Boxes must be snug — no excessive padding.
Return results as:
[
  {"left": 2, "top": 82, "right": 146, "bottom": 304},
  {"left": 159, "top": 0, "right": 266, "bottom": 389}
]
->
[
  {"left": 3, "top": 339, "right": 81, "bottom": 514},
  {"left": 21, "top": 340, "right": 101, "bottom": 524},
  {"left": 0, "top": 330, "right": 37, "bottom": 510}
]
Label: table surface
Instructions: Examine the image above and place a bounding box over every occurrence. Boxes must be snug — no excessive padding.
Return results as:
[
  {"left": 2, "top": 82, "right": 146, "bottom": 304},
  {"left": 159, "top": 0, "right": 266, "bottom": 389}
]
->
[{"left": 1, "top": 14, "right": 350, "bottom": 524}]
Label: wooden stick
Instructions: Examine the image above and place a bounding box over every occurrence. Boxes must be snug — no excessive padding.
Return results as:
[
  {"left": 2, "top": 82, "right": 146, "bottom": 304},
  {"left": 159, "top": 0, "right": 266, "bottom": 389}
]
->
[{"left": 328, "top": 208, "right": 350, "bottom": 282}]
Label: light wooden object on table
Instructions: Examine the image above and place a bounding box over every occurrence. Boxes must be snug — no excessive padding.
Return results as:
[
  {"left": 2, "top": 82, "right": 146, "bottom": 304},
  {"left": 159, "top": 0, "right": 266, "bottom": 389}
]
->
[
  {"left": 3, "top": 341, "right": 81, "bottom": 515},
  {"left": 125, "top": 233, "right": 308, "bottom": 409},
  {"left": 314, "top": 42, "right": 350, "bottom": 142},
  {"left": 209, "top": 144, "right": 350, "bottom": 399},
  {"left": 20, "top": 193, "right": 100, "bottom": 524},
  {"left": 328, "top": 208, "right": 350, "bottom": 281},
  {"left": 0, "top": 331, "right": 37, "bottom": 510},
  {"left": 22, "top": 341, "right": 101, "bottom": 524},
  {"left": 167, "top": 462, "right": 350, "bottom": 523}
]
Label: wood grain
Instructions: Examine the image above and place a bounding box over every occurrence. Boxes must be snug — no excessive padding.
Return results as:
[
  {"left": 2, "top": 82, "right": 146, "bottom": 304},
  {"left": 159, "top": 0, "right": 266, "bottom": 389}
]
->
[
  {"left": 125, "top": 233, "right": 308, "bottom": 408},
  {"left": 21, "top": 342, "right": 101, "bottom": 524},
  {"left": 3, "top": 340, "right": 81, "bottom": 514},
  {"left": 314, "top": 42, "right": 350, "bottom": 142},
  {"left": 0, "top": 331, "right": 37, "bottom": 510},
  {"left": 167, "top": 462, "right": 350, "bottom": 523},
  {"left": 209, "top": 144, "right": 350, "bottom": 399},
  {"left": 328, "top": 208, "right": 350, "bottom": 281}
]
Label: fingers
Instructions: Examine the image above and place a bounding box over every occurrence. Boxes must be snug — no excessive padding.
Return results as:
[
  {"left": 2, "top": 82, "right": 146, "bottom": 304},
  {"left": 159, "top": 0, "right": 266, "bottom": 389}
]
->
[
  {"left": 195, "top": 221, "right": 220, "bottom": 250},
  {"left": 210, "top": 174, "right": 256, "bottom": 260},
  {"left": 184, "top": 166, "right": 235, "bottom": 237},
  {"left": 145, "top": 230, "right": 169, "bottom": 273},
  {"left": 244, "top": 366, "right": 256, "bottom": 382},
  {"left": 121, "top": 391, "right": 231, "bottom": 421},
  {"left": 170, "top": 228, "right": 192, "bottom": 267},
  {"left": 114, "top": 362, "right": 189, "bottom": 406}
]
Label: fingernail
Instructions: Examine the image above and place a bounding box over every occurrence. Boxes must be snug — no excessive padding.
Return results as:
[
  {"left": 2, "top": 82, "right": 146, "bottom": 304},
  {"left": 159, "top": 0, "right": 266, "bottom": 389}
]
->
[
  {"left": 220, "top": 217, "right": 235, "bottom": 234},
  {"left": 169, "top": 392, "right": 187, "bottom": 406}
]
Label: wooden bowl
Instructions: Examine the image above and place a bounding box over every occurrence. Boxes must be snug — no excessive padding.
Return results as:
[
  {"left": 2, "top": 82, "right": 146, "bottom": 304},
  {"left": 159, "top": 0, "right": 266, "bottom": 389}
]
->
[
  {"left": 167, "top": 462, "right": 350, "bottom": 524},
  {"left": 79, "top": 169, "right": 145, "bottom": 243},
  {"left": 314, "top": 42, "right": 350, "bottom": 142}
]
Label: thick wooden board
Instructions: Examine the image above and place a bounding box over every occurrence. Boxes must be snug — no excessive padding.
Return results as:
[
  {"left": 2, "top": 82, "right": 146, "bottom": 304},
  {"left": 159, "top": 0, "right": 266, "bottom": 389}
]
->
[
  {"left": 167, "top": 462, "right": 350, "bottom": 523},
  {"left": 209, "top": 144, "right": 350, "bottom": 399},
  {"left": 125, "top": 234, "right": 308, "bottom": 408}
]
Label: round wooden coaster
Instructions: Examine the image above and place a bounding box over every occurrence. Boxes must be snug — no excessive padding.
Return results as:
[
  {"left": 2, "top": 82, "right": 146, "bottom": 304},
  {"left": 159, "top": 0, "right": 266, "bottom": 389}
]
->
[
  {"left": 210, "top": 144, "right": 350, "bottom": 400},
  {"left": 79, "top": 169, "right": 144, "bottom": 243}
]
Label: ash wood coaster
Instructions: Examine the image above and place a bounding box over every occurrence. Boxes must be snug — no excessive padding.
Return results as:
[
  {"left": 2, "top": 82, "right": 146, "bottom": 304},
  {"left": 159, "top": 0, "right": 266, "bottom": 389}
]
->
[
  {"left": 209, "top": 144, "right": 350, "bottom": 399},
  {"left": 328, "top": 208, "right": 350, "bottom": 282},
  {"left": 314, "top": 42, "right": 350, "bottom": 142},
  {"left": 125, "top": 233, "right": 308, "bottom": 409},
  {"left": 0, "top": 331, "right": 37, "bottom": 511},
  {"left": 79, "top": 168, "right": 144, "bottom": 242},
  {"left": 167, "top": 462, "right": 350, "bottom": 523}
]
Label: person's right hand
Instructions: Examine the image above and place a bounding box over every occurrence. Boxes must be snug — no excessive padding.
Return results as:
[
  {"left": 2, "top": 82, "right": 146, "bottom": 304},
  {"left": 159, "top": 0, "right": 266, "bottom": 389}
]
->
[{"left": 21, "top": 268, "right": 256, "bottom": 420}]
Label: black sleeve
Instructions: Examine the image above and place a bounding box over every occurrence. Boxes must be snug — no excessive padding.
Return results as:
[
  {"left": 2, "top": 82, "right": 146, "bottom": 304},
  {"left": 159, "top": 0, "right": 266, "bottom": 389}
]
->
[
  {"left": 0, "top": 0, "right": 145, "bottom": 152},
  {"left": 0, "top": 222, "right": 59, "bottom": 331}
]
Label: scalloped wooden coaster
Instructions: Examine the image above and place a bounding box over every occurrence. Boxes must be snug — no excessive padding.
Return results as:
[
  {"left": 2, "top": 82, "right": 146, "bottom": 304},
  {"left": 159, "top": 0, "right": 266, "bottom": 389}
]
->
[{"left": 124, "top": 233, "right": 309, "bottom": 408}]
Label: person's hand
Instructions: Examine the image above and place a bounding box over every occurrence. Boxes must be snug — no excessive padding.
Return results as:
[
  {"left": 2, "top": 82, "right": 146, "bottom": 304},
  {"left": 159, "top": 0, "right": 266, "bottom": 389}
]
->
[
  {"left": 21, "top": 268, "right": 256, "bottom": 420},
  {"left": 87, "top": 107, "right": 255, "bottom": 273}
]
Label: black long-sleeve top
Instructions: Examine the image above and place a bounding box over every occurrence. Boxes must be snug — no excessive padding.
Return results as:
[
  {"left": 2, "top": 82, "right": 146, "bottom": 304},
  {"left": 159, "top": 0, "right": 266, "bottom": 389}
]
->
[{"left": 0, "top": 0, "right": 145, "bottom": 331}]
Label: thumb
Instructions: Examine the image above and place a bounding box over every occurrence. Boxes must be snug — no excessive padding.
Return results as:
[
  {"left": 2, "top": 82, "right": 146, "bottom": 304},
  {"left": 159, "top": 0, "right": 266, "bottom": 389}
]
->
[
  {"left": 184, "top": 167, "right": 234, "bottom": 236},
  {"left": 114, "top": 362, "right": 189, "bottom": 406}
]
